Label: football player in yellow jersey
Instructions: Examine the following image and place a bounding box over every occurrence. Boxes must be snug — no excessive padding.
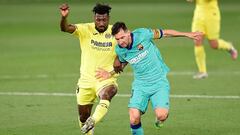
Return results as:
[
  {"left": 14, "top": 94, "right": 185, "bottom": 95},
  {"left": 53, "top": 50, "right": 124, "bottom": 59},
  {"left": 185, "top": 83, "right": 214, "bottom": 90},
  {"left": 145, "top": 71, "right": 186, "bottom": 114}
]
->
[
  {"left": 59, "top": 3, "right": 118, "bottom": 134},
  {"left": 187, "top": 0, "right": 238, "bottom": 79}
]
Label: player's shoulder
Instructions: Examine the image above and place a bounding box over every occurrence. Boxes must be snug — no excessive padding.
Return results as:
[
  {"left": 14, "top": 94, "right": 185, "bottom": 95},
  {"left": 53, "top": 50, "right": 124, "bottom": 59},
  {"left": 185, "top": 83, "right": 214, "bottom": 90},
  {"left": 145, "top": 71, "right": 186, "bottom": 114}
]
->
[
  {"left": 74, "top": 22, "right": 94, "bottom": 29},
  {"left": 133, "top": 28, "right": 152, "bottom": 35},
  {"left": 115, "top": 45, "right": 121, "bottom": 51},
  {"left": 133, "top": 28, "right": 153, "bottom": 40},
  {"left": 133, "top": 28, "right": 150, "bottom": 32},
  {"left": 74, "top": 23, "right": 97, "bottom": 34}
]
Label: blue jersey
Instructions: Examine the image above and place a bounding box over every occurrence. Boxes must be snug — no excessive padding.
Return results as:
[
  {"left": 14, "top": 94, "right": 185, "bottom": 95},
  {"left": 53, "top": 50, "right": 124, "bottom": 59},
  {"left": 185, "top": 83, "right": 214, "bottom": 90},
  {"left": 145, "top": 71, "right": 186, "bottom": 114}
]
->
[{"left": 115, "top": 28, "right": 169, "bottom": 88}]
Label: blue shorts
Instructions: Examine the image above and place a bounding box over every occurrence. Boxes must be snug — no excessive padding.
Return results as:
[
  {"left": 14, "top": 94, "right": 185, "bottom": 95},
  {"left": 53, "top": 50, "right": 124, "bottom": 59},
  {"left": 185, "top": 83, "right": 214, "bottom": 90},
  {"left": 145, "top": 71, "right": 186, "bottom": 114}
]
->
[{"left": 128, "top": 79, "right": 170, "bottom": 113}]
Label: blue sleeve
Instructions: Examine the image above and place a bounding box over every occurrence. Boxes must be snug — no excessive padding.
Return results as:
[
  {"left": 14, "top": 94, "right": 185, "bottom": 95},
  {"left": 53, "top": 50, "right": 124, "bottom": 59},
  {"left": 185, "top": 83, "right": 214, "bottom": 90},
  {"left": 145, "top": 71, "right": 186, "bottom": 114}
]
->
[
  {"left": 139, "top": 28, "right": 163, "bottom": 40},
  {"left": 141, "top": 28, "right": 153, "bottom": 41}
]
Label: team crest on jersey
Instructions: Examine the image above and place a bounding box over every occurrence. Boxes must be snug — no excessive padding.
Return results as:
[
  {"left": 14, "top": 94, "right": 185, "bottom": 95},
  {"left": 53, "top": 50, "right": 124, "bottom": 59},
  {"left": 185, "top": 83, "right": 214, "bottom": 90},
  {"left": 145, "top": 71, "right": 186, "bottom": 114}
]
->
[
  {"left": 105, "top": 33, "right": 112, "bottom": 39},
  {"left": 137, "top": 44, "right": 144, "bottom": 50}
]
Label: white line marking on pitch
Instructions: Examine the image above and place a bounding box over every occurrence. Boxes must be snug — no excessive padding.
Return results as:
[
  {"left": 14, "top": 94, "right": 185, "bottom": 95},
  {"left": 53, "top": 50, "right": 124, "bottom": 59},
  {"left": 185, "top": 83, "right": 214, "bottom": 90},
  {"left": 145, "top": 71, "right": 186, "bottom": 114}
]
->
[{"left": 0, "top": 92, "right": 239, "bottom": 99}]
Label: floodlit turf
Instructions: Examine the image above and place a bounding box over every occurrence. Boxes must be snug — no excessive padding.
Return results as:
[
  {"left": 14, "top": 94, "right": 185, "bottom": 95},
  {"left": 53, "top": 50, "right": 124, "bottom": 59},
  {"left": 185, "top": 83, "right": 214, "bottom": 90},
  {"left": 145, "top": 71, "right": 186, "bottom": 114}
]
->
[{"left": 0, "top": 1, "right": 240, "bottom": 135}]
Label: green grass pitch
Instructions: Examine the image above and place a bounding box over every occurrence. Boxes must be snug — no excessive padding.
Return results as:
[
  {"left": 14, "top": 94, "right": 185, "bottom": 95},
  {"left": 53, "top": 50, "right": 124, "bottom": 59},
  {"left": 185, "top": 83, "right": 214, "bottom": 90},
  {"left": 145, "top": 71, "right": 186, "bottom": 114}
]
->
[{"left": 0, "top": 1, "right": 240, "bottom": 135}]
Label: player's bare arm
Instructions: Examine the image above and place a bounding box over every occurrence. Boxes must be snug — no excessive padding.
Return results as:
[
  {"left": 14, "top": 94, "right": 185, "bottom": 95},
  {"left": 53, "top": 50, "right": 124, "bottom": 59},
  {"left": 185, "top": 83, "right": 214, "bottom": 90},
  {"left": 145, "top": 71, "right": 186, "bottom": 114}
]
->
[
  {"left": 162, "top": 30, "right": 203, "bottom": 41},
  {"left": 95, "top": 64, "right": 127, "bottom": 81},
  {"left": 95, "top": 56, "right": 128, "bottom": 81},
  {"left": 59, "top": 3, "right": 76, "bottom": 33}
]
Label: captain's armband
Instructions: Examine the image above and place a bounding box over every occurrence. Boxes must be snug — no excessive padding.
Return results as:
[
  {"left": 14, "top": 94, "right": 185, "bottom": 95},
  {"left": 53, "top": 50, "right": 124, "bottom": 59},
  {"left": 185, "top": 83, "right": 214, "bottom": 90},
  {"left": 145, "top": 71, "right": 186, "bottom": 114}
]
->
[{"left": 152, "top": 29, "right": 163, "bottom": 39}]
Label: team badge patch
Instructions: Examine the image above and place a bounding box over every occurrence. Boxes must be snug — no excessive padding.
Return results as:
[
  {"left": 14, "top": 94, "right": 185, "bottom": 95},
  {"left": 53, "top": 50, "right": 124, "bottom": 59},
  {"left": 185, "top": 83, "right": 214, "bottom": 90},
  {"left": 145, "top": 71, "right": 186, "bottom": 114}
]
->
[
  {"left": 105, "top": 33, "right": 112, "bottom": 39},
  {"left": 137, "top": 44, "right": 144, "bottom": 50}
]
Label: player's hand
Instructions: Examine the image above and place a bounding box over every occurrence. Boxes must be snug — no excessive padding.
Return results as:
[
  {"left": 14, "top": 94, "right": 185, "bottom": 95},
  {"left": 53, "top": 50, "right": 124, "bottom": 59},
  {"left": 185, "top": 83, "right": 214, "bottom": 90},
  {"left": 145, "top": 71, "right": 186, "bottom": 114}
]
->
[
  {"left": 95, "top": 68, "right": 111, "bottom": 81},
  {"left": 113, "top": 56, "right": 123, "bottom": 74},
  {"left": 188, "top": 32, "right": 203, "bottom": 41},
  {"left": 59, "top": 3, "right": 69, "bottom": 17}
]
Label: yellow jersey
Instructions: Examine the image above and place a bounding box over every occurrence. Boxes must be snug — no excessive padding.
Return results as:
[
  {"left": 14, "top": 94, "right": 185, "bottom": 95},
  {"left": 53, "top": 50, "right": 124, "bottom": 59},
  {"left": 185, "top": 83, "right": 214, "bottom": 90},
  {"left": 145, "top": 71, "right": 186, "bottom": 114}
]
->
[
  {"left": 72, "top": 23, "right": 117, "bottom": 88},
  {"left": 194, "top": 0, "right": 220, "bottom": 19}
]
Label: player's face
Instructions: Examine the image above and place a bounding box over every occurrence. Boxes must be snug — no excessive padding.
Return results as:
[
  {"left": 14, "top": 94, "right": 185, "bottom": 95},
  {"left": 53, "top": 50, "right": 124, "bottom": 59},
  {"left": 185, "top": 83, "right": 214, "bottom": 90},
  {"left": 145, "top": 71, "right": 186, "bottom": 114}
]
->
[
  {"left": 114, "top": 29, "right": 131, "bottom": 48},
  {"left": 94, "top": 13, "right": 109, "bottom": 33}
]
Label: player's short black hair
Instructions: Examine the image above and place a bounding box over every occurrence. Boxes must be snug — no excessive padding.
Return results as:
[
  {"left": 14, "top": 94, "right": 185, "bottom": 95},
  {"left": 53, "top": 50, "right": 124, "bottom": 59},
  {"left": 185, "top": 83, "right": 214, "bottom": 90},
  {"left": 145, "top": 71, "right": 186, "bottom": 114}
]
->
[
  {"left": 92, "top": 3, "right": 111, "bottom": 15},
  {"left": 111, "top": 22, "right": 128, "bottom": 35}
]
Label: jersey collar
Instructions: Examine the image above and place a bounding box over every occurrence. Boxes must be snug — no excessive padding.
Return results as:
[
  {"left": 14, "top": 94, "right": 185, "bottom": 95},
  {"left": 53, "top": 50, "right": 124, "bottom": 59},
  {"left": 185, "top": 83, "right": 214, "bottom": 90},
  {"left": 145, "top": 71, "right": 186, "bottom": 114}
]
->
[{"left": 127, "top": 33, "right": 134, "bottom": 50}]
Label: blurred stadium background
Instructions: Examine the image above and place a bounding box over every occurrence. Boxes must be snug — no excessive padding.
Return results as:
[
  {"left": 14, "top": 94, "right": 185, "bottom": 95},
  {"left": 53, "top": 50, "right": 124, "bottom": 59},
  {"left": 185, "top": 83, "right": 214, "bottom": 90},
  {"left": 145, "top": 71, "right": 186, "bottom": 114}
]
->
[{"left": 0, "top": 0, "right": 239, "bottom": 135}]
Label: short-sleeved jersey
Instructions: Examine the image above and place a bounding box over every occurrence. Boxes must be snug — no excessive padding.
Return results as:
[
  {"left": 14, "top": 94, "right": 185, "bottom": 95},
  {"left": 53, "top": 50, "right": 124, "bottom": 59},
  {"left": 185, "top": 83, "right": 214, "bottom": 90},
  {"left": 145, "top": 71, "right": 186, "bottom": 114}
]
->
[
  {"left": 72, "top": 23, "right": 117, "bottom": 88},
  {"left": 115, "top": 28, "right": 169, "bottom": 88},
  {"left": 194, "top": 0, "right": 220, "bottom": 20}
]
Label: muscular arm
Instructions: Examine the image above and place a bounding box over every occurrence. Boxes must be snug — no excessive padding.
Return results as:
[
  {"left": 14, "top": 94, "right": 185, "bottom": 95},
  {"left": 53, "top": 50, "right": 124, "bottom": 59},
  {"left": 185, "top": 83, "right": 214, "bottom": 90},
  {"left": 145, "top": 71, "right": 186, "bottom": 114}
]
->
[
  {"left": 60, "top": 17, "right": 76, "bottom": 33},
  {"left": 162, "top": 29, "right": 203, "bottom": 41},
  {"left": 59, "top": 3, "right": 76, "bottom": 33}
]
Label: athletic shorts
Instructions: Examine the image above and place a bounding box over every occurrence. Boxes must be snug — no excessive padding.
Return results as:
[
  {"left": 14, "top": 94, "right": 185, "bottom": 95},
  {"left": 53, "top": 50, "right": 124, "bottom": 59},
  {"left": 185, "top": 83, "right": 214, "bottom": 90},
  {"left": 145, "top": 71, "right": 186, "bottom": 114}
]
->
[
  {"left": 128, "top": 79, "right": 170, "bottom": 113},
  {"left": 192, "top": 11, "right": 220, "bottom": 39},
  {"left": 76, "top": 77, "right": 117, "bottom": 105}
]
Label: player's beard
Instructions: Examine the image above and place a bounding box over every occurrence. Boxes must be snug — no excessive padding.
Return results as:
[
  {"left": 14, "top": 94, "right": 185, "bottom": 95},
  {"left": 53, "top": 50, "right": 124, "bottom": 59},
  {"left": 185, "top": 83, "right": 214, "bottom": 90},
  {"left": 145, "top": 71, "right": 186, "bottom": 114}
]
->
[{"left": 96, "top": 26, "right": 108, "bottom": 33}]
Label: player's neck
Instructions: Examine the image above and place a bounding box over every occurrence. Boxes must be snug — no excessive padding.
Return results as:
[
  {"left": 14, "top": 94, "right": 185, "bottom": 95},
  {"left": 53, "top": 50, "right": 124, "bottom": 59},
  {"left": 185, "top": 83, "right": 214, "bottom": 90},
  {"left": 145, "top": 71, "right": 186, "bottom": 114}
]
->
[{"left": 126, "top": 33, "right": 133, "bottom": 50}]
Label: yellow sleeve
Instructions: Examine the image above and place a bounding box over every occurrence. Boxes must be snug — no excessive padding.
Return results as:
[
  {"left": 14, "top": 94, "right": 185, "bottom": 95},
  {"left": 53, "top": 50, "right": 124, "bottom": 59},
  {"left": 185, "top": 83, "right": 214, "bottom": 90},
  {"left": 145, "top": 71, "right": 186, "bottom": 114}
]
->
[{"left": 72, "top": 23, "right": 87, "bottom": 38}]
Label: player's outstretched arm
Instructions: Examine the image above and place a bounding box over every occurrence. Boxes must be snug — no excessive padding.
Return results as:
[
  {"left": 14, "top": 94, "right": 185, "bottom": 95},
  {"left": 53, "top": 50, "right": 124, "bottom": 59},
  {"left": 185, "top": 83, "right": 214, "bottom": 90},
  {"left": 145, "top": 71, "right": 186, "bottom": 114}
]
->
[
  {"left": 59, "top": 3, "right": 76, "bottom": 33},
  {"left": 162, "top": 30, "right": 203, "bottom": 41}
]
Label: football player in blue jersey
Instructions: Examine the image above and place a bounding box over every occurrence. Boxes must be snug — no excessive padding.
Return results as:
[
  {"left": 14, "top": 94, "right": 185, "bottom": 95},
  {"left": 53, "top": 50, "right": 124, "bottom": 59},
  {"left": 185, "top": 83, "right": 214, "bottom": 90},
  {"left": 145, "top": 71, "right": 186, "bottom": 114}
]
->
[{"left": 96, "top": 22, "right": 202, "bottom": 135}]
